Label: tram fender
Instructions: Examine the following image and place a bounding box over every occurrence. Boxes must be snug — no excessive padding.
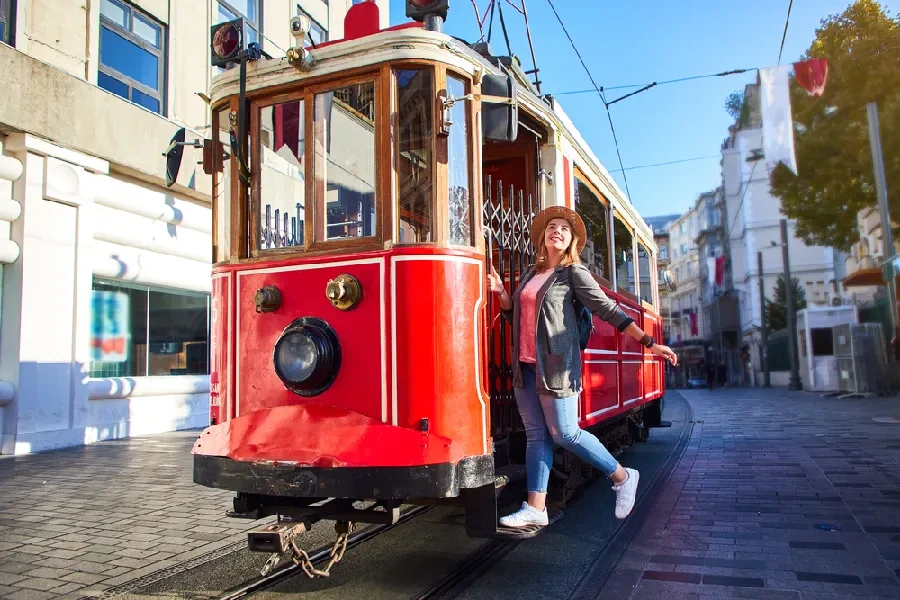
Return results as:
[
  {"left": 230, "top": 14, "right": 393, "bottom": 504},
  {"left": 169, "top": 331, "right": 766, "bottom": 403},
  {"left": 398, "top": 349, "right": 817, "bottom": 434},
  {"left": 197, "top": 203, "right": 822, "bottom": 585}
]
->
[{"left": 191, "top": 403, "right": 465, "bottom": 468}]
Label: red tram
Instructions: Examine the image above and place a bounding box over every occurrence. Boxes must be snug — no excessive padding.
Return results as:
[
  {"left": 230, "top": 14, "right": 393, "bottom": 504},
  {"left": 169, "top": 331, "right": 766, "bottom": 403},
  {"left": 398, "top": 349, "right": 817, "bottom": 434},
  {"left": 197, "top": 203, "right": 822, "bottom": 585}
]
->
[{"left": 188, "top": 0, "right": 672, "bottom": 566}]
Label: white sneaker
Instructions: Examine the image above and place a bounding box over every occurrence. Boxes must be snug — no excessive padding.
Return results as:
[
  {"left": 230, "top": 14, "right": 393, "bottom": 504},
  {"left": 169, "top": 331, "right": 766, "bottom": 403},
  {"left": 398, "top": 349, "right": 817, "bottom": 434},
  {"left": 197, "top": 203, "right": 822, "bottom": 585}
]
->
[
  {"left": 499, "top": 501, "right": 549, "bottom": 528},
  {"left": 613, "top": 468, "right": 639, "bottom": 519}
]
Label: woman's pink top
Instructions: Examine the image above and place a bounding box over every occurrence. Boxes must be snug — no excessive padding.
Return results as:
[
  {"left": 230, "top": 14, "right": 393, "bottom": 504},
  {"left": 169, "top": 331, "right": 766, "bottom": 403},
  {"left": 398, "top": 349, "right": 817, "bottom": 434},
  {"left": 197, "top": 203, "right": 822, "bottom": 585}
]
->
[{"left": 518, "top": 270, "right": 555, "bottom": 363}]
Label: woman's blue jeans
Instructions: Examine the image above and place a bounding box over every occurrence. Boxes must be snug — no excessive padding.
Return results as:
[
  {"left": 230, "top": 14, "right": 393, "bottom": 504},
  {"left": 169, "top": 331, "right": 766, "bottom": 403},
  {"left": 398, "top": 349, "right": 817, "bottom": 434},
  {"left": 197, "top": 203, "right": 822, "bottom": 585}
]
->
[{"left": 515, "top": 362, "right": 619, "bottom": 493}]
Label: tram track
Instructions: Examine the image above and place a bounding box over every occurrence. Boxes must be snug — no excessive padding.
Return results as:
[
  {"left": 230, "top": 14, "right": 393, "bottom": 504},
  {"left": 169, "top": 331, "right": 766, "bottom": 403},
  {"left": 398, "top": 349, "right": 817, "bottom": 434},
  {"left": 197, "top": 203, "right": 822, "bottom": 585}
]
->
[{"left": 216, "top": 505, "right": 434, "bottom": 600}]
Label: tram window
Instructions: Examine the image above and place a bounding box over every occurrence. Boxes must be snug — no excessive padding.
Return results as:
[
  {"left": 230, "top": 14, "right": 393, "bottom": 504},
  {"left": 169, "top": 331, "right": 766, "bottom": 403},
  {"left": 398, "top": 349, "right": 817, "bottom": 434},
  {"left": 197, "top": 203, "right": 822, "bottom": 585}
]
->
[
  {"left": 573, "top": 177, "right": 610, "bottom": 281},
  {"left": 98, "top": 0, "right": 164, "bottom": 114},
  {"left": 614, "top": 215, "right": 636, "bottom": 297},
  {"left": 637, "top": 241, "right": 653, "bottom": 305},
  {"left": 258, "top": 100, "right": 306, "bottom": 251},
  {"left": 213, "top": 107, "right": 232, "bottom": 262},
  {"left": 315, "top": 82, "right": 377, "bottom": 240},
  {"left": 447, "top": 75, "right": 473, "bottom": 246},
  {"left": 396, "top": 68, "right": 434, "bottom": 243}
]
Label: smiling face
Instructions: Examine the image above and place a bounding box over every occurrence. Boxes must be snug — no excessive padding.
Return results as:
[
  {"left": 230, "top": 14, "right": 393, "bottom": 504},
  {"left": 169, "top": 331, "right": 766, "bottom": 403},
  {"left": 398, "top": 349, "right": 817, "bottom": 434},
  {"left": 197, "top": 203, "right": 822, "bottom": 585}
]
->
[{"left": 544, "top": 217, "right": 573, "bottom": 254}]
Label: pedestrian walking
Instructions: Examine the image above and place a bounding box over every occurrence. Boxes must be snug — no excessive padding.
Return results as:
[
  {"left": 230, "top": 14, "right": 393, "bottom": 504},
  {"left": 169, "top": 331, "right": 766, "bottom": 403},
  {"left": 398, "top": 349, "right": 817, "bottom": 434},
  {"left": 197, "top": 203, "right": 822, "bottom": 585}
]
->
[{"left": 487, "top": 206, "right": 678, "bottom": 528}]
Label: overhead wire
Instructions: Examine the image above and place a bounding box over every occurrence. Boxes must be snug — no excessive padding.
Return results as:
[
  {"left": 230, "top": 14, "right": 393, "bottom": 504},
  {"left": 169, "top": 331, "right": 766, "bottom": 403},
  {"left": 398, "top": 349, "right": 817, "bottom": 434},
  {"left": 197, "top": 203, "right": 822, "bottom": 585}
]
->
[
  {"left": 554, "top": 68, "right": 756, "bottom": 99},
  {"left": 777, "top": 0, "right": 794, "bottom": 65},
  {"left": 544, "top": 0, "right": 633, "bottom": 202},
  {"left": 607, "top": 155, "right": 721, "bottom": 173}
]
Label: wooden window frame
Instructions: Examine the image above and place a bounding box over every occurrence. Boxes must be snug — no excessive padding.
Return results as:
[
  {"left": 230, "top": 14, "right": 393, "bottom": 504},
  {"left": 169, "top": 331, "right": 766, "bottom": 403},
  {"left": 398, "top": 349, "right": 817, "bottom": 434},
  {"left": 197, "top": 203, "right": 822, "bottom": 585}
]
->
[
  {"left": 636, "top": 237, "right": 657, "bottom": 311},
  {"left": 248, "top": 68, "right": 389, "bottom": 259},
  {"left": 572, "top": 167, "right": 612, "bottom": 290}
]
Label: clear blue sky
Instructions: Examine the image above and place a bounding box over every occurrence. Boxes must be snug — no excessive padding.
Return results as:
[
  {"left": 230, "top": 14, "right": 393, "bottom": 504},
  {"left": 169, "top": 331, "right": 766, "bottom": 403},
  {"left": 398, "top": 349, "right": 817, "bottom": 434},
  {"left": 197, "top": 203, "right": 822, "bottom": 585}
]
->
[{"left": 388, "top": 0, "right": 899, "bottom": 219}]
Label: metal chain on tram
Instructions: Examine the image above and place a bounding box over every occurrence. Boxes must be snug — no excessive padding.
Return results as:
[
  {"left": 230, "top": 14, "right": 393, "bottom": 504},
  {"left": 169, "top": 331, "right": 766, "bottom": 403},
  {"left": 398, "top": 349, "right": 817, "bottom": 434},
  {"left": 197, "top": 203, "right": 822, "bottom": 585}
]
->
[{"left": 289, "top": 522, "right": 352, "bottom": 578}]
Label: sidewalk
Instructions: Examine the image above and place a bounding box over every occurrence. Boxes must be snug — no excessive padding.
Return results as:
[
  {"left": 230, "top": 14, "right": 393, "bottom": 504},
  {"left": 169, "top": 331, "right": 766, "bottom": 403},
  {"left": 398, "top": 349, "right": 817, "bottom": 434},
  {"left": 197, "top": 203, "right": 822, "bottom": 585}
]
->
[
  {"left": 600, "top": 388, "right": 900, "bottom": 600},
  {"left": 0, "top": 430, "right": 269, "bottom": 600}
]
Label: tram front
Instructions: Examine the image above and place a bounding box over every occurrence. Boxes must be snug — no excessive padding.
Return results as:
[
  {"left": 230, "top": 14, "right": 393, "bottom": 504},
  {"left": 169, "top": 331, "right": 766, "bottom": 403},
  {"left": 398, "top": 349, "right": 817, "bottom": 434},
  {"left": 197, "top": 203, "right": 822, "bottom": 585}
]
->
[{"left": 188, "top": 1, "right": 521, "bottom": 551}]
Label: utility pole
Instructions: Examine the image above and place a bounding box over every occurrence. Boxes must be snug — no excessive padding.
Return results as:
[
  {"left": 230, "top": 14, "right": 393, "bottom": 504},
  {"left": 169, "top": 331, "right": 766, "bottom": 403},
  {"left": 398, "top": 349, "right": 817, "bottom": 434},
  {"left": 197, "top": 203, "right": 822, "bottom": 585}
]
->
[
  {"left": 867, "top": 102, "right": 897, "bottom": 346},
  {"left": 781, "top": 219, "right": 802, "bottom": 391},
  {"left": 758, "top": 251, "right": 770, "bottom": 387}
]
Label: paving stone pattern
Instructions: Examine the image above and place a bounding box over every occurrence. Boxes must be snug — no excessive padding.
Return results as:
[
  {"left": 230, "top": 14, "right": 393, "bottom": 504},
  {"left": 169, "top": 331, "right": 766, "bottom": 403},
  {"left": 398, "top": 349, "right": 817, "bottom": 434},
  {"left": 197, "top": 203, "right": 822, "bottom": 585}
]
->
[
  {"left": 0, "top": 431, "right": 271, "bottom": 600},
  {"left": 600, "top": 388, "right": 900, "bottom": 600}
]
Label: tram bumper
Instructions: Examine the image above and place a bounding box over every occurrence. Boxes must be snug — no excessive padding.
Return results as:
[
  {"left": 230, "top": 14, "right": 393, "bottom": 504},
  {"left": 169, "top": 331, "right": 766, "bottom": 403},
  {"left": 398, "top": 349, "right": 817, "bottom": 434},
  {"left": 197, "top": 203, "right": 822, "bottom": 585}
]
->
[{"left": 191, "top": 403, "right": 493, "bottom": 499}]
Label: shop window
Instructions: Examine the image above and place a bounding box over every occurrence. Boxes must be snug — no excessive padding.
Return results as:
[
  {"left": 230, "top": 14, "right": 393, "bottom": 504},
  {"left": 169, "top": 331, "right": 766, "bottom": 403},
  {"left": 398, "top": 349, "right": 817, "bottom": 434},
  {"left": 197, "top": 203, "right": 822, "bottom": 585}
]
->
[
  {"left": 259, "top": 99, "right": 305, "bottom": 250},
  {"left": 637, "top": 241, "right": 653, "bottom": 305},
  {"left": 396, "top": 68, "right": 434, "bottom": 243},
  {"left": 0, "top": 0, "right": 14, "bottom": 46},
  {"left": 447, "top": 75, "right": 473, "bottom": 246},
  {"left": 90, "top": 280, "right": 209, "bottom": 378},
  {"left": 574, "top": 177, "right": 610, "bottom": 281},
  {"left": 614, "top": 215, "right": 635, "bottom": 297},
  {"left": 314, "top": 81, "right": 377, "bottom": 240},
  {"left": 99, "top": 0, "right": 165, "bottom": 114}
]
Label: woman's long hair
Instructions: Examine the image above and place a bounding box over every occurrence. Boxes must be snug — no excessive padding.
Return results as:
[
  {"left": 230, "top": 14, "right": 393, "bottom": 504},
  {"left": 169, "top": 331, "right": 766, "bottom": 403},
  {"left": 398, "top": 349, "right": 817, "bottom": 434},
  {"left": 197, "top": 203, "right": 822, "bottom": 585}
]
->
[{"left": 535, "top": 229, "right": 582, "bottom": 273}]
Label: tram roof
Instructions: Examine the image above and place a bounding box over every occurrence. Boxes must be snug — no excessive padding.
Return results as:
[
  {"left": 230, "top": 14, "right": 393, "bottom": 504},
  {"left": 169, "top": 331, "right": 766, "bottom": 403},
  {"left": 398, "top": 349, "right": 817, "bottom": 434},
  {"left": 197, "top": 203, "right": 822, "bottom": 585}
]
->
[{"left": 211, "top": 26, "right": 656, "bottom": 249}]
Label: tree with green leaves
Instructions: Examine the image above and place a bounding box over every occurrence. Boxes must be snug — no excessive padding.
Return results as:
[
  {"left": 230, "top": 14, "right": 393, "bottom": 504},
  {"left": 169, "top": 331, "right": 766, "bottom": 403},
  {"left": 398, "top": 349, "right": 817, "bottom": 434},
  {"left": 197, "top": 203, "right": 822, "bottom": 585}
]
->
[
  {"left": 765, "top": 275, "right": 808, "bottom": 332},
  {"left": 768, "top": 0, "right": 900, "bottom": 252}
]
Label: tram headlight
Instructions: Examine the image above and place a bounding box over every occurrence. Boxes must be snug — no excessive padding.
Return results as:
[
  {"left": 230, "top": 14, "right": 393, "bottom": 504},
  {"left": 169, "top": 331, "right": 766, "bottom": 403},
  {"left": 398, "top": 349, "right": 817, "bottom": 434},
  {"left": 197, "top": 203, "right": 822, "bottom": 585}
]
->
[{"left": 273, "top": 317, "right": 341, "bottom": 396}]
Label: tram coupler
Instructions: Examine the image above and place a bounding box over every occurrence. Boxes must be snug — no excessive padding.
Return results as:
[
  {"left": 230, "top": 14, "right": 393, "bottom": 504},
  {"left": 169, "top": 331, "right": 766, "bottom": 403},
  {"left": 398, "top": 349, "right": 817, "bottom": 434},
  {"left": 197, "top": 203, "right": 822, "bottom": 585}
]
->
[{"left": 247, "top": 521, "right": 310, "bottom": 554}]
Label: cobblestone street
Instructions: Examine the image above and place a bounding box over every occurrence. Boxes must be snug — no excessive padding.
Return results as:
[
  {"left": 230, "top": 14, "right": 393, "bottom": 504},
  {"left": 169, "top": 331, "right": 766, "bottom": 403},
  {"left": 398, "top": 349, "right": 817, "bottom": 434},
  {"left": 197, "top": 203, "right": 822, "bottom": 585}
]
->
[
  {"left": 0, "top": 431, "right": 271, "bottom": 600},
  {"left": 600, "top": 388, "right": 900, "bottom": 600}
]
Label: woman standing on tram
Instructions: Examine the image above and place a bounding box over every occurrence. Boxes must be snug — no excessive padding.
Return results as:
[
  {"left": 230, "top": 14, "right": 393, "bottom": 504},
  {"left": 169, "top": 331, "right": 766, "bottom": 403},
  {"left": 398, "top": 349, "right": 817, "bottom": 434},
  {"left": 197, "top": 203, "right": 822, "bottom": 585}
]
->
[{"left": 487, "top": 206, "right": 679, "bottom": 528}]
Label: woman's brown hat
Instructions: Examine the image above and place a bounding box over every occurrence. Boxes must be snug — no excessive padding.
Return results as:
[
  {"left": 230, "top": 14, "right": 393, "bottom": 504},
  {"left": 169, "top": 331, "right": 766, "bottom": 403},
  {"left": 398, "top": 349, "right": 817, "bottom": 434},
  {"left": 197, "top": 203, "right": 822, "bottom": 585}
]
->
[{"left": 530, "top": 205, "right": 588, "bottom": 254}]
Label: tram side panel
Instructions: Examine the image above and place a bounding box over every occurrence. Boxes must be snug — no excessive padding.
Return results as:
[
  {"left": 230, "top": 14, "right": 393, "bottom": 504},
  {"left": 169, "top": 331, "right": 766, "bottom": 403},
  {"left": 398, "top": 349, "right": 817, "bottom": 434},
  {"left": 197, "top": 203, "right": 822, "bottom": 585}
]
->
[{"left": 391, "top": 252, "right": 490, "bottom": 458}]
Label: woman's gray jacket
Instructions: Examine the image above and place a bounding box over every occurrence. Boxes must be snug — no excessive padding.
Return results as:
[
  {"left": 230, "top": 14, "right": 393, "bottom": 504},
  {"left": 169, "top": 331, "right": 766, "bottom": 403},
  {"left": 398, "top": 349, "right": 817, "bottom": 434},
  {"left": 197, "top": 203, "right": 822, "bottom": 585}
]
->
[{"left": 501, "top": 263, "right": 633, "bottom": 398}]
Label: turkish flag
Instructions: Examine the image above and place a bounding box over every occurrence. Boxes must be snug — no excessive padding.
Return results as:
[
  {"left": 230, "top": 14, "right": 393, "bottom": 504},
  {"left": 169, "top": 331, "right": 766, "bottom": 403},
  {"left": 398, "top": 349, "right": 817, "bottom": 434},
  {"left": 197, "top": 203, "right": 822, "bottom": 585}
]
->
[
  {"left": 794, "top": 58, "right": 829, "bottom": 97},
  {"left": 715, "top": 256, "right": 726, "bottom": 287}
]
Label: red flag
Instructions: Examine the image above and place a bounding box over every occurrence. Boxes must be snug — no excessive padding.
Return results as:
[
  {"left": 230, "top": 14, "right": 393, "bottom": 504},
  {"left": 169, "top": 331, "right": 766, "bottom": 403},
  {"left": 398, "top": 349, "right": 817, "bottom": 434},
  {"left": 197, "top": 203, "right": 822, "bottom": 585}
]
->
[
  {"left": 690, "top": 313, "right": 698, "bottom": 336},
  {"left": 793, "top": 58, "right": 829, "bottom": 97},
  {"left": 715, "top": 256, "right": 726, "bottom": 287}
]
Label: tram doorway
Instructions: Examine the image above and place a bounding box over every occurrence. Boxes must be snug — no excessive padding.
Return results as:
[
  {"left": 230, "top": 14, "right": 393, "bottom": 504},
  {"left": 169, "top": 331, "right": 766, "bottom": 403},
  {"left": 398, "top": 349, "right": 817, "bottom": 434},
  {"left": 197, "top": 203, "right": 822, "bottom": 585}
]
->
[{"left": 481, "top": 119, "right": 546, "bottom": 465}]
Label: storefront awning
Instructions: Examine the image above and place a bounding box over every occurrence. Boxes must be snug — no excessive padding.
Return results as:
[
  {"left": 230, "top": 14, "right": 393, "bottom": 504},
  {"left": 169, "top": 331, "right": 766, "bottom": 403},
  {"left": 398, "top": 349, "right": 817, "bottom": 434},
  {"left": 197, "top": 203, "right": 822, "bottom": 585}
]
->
[{"left": 841, "top": 267, "right": 885, "bottom": 288}]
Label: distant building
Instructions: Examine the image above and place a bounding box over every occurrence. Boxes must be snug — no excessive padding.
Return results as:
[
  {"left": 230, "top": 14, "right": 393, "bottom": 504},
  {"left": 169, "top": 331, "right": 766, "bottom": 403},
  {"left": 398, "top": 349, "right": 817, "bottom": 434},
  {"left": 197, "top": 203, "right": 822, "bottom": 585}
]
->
[{"left": 720, "top": 83, "right": 847, "bottom": 386}]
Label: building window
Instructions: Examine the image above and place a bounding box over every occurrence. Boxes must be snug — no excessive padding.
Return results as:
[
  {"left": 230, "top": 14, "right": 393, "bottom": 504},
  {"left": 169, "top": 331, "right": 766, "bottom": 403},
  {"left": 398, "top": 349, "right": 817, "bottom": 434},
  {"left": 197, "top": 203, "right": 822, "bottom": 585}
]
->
[
  {"left": 90, "top": 279, "right": 210, "bottom": 378},
  {"left": 0, "top": 0, "right": 14, "bottom": 46},
  {"left": 217, "top": 0, "right": 261, "bottom": 69},
  {"left": 680, "top": 221, "right": 686, "bottom": 234},
  {"left": 708, "top": 239, "right": 722, "bottom": 257},
  {"left": 659, "top": 245, "right": 667, "bottom": 260},
  {"left": 681, "top": 243, "right": 687, "bottom": 255},
  {"left": 99, "top": 0, "right": 165, "bottom": 114},
  {"left": 297, "top": 5, "right": 327, "bottom": 45}
]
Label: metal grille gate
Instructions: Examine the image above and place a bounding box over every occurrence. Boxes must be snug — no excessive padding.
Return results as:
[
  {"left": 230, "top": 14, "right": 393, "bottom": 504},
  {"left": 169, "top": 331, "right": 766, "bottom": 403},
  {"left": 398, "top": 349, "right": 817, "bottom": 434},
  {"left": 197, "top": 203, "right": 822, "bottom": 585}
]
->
[{"left": 482, "top": 176, "right": 537, "bottom": 452}]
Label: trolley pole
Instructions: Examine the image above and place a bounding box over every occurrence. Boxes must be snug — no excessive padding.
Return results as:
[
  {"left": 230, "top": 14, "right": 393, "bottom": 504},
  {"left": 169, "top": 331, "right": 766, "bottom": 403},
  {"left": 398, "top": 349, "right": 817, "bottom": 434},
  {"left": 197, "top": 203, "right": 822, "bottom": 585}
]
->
[
  {"left": 867, "top": 102, "right": 897, "bottom": 344},
  {"left": 758, "top": 251, "right": 770, "bottom": 387},
  {"left": 781, "top": 219, "right": 802, "bottom": 391}
]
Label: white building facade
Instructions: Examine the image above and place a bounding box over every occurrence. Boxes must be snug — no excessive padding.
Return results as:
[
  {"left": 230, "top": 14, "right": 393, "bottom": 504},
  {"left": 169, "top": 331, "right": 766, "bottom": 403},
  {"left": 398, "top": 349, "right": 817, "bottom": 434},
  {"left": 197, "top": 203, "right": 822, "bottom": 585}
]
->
[
  {"left": 0, "top": 0, "right": 388, "bottom": 454},
  {"left": 721, "top": 84, "right": 847, "bottom": 384}
]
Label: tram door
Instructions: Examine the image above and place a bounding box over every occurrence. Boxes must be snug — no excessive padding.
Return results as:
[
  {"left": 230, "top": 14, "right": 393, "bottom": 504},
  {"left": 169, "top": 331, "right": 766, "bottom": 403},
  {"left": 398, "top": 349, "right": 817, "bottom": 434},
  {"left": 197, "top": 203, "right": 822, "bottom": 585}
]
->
[{"left": 482, "top": 137, "right": 540, "bottom": 465}]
